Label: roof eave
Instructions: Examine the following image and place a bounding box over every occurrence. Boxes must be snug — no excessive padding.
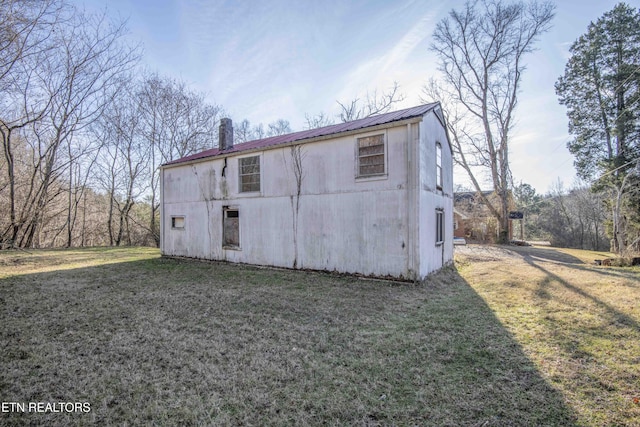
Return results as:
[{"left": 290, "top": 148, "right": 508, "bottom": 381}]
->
[{"left": 161, "top": 115, "right": 426, "bottom": 170}]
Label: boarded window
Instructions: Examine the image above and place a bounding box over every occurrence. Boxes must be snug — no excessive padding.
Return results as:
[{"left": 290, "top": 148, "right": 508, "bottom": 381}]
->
[
  {"left": 436, "top": 142, "right": 443, "bottom": 189},
  {"left": 171, "top": 216, "right": 185, "bottom": 229},
  {"left": 239, "top": 156, "right": 260, "bottom": 192},
  {"left": 223, "top": 208, "right": 239, "bottom": 248},
  {"left": 436, "top": 209, "right": 444, "bottom": 244},
  {"left": 357, "top": 134, "right": 385, "bottom": 176}
]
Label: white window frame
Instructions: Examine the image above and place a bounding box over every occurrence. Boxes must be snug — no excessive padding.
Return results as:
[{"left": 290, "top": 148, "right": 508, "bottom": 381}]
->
[
  {"left": 238, "top": 154, "right": 261, "bottom": 194},
  {"left": 171, "top": 216, "right": 185, "bottom": 230},
  {"left": 355, "top": 131, "right": 387, "bottom": 180},
  {"left": 436, "top": 209, "right": 444, "bottom": 245}
]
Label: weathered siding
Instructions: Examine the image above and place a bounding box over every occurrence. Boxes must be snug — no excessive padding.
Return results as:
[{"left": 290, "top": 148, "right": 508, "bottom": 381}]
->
[
  {"left": 161, "top": 110, "right": 453, "bottom": 280},
  {"left": 417, "top": 110, "right": 454, "bottom": 277}
]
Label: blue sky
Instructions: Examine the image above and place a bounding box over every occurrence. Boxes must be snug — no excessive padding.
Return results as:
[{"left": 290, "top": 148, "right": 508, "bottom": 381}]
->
[{"left": 81, "top": 0, "right": 639, "bottom": 193}]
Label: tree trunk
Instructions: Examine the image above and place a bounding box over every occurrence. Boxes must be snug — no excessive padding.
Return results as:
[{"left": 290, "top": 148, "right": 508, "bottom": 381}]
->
[
  {"left": 2, "top": 127, "right": 18, "bottom": 248},
  {"left": 613, "top": 187, "right": 626, "bottom": 253}
]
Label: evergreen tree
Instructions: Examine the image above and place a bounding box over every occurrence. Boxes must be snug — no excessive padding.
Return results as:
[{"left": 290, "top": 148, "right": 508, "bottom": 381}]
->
[{"left": 556, "top": 3, "right": 640, "bottom": 253}]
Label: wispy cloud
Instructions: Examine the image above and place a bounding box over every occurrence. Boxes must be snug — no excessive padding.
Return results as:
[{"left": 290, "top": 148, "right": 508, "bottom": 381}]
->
[
  {"left": 380, "top": 12, "right": 437, "bottom": 75},
  {"left": 337, "top": 8, "right": 439, "bottom": 104}
]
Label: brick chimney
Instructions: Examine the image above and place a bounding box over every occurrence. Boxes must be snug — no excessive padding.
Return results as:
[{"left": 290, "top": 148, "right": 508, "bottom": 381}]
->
[{"left": 219, "top": 118, "right": 233, "bottom": 150}]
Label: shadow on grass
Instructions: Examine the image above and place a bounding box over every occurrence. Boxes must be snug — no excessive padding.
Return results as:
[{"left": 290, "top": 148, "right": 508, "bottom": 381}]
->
[
  {"left": 509, "top": 245, "right": 584, "bottom": 264},
  {"left": 1, "top": 254, "right": 578, "bottom": 426},
  {"left": 508, "top": 245, "right": 640, "bottom": 283},
  {"left": 521, "top": 255, "right": 640, "bottom": 333},
  {"left": 510, "top": 252, "right": 640, "bottom": 425},
  {"left": 563, "top": 262, "right": 640, "bottom": 283}
]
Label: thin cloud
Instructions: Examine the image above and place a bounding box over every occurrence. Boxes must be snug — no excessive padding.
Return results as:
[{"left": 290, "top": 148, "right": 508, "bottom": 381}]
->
[
  {"left": 337, "top": 9, "right": 439, "bottom": 103},
  {"left": 380, "top": 12, "right": 437, "bottom": 74}
]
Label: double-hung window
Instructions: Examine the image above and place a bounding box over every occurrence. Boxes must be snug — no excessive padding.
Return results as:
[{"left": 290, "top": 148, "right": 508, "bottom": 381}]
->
[
  {"left": 239, "top": 156, "right": 260, "bottom": 192},
  {"left": 357, "top": 134, "right": 385, "bottom": 177}
]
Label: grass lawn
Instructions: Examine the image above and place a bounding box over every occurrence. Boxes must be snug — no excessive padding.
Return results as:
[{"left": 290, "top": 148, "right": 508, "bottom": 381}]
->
[
  {"left": 456, "top": 244, "right": 640, "bottom": 426},
  {"left": 0, "top": 246, "right": 638, "bottom": 425}
]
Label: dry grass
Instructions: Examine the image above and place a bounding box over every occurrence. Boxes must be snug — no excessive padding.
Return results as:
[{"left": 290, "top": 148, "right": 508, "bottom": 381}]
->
[
  {"left": 1, "top": 245, "right": 636, "bottom": 425},
  {"left": 0, "top": 246, "right": 159, "bottom": 279},
  {"left": 456, "top": 244, "right": 640, "bottom": 426}
]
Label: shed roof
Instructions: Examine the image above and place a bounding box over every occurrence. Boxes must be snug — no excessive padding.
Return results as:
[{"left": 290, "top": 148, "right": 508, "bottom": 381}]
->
[{"left": 163, "top": 102, "right": 440, "bottom": 166}]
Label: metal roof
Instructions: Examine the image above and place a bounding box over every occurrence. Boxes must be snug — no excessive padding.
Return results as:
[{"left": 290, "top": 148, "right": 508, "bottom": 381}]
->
[{"left": 163, "top": 102, "right": 440, "bottom": 166}]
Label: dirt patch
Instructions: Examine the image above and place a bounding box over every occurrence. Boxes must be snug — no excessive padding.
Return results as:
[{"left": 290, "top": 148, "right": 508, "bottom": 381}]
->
[
  {"left": 454, "top": 244, "right": 522, "bottom": 263},
  {"left": 455, "top": 244, "right": 591, "bottom": 265}
]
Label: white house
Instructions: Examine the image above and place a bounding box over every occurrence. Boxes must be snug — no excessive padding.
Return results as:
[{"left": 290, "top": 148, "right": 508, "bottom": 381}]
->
[{"left": 160, "top": 103, "right": 453, "bottom": 281}]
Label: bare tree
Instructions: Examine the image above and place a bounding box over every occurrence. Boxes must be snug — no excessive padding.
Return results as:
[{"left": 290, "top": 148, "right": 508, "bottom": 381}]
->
[
  {"left": 0, "top": 0, "right": 66, "bottom": 248},
  {"left": 93, "top": 77, "right": 150, "bottom": 246},
  {"left": 536, "top": 182, "right": 609, "bottom": 250},
  {"left": 337, "top": 81, "right": 405, "bottom": 122},
  {"left": 0, "top": 0, "right": 65, "bottom": 90},
  {"left": 234, "top": 119, "right": 253, "bottom": 144},
  {"left": 267, "top": 119, "right": 291, "bottom": 136},
  {"left": 137, "top": 73, "right": 221, "bottom": 246},
  {"left": 2, "top": 2, "right": 239, "bottom": 249},
  {"left": 252, "top": 123, "right": 266, "bottom": 139},
  {"left": 428, "top": 0, "right": 555, "bottom": 242},
  {"left": 0, "top": 4, "right": 140, "bottom": 248},
  {"left": 302, "top": 82, "right": 405, "bottom": 130},
  {"left": 234, "top": 118, "right": 290, "bottom": 143},
  {"left": 304, "top": 112, "right": 334, "bottom": 130},
  {"left": 59, "top": 131, "right": 101, "bottom": 247},
  {"left": 597, "top": 165, "right": 640, "bottom": 254},
  {"left": 22, "top": 9, "right": 139, "bottom": 248}
]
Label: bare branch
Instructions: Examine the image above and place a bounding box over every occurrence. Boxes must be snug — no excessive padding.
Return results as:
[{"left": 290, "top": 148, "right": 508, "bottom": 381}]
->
[
  {"left": 428, "top": 0, "right": 555, "bottom": 242},
  {"left": 337, "top": 81, "right": 406, "bottom": 122}
]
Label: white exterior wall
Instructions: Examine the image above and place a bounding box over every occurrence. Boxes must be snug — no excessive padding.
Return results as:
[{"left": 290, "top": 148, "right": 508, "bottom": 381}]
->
[
  {"left": 416, "top": 111, "right": 454, "bottom": 277},
  {"left": 161, "top": 111, "right": 453, "bottom": 280}
]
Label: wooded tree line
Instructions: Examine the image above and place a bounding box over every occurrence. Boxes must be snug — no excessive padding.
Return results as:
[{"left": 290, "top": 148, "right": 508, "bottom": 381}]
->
[
  {"left": 0, "top": 1, "right": 228, "bottom": 248},
  {"left": 0, "top": 0, "right": 405, "bottom": 249},
  {"left": 2, "top": 0, "right": 139, "bottom": 248},
  {"left": 511, "top": 182, "right": 609, "bottom": 251},
  {"left": 429, "top": 1, "right": 639, "bottom": 254},
  {"left": 2, "top": 0, "right": 638, "bottom": 254}
]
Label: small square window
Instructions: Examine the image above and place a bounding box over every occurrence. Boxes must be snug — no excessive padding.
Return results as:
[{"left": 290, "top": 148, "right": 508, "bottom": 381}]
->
[
  {"left": 171, "top": 216, "right": 185, "bottom": 230},
  {"left": 239, "top": 156, "right": 260, "bottom": 192},
  {"left": 357, "top": 134, "right": 385, "bottom": 177}
]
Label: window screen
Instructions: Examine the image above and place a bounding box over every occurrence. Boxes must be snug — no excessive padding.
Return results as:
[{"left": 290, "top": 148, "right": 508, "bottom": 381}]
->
[{"left": 357, "top": 134, "right": 385, "bottom": 176}]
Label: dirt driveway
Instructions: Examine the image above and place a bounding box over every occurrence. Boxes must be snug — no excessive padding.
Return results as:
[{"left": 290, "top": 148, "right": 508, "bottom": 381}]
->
[{"left": 454, "top": 244, "right": 589, "bottom": 265}]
